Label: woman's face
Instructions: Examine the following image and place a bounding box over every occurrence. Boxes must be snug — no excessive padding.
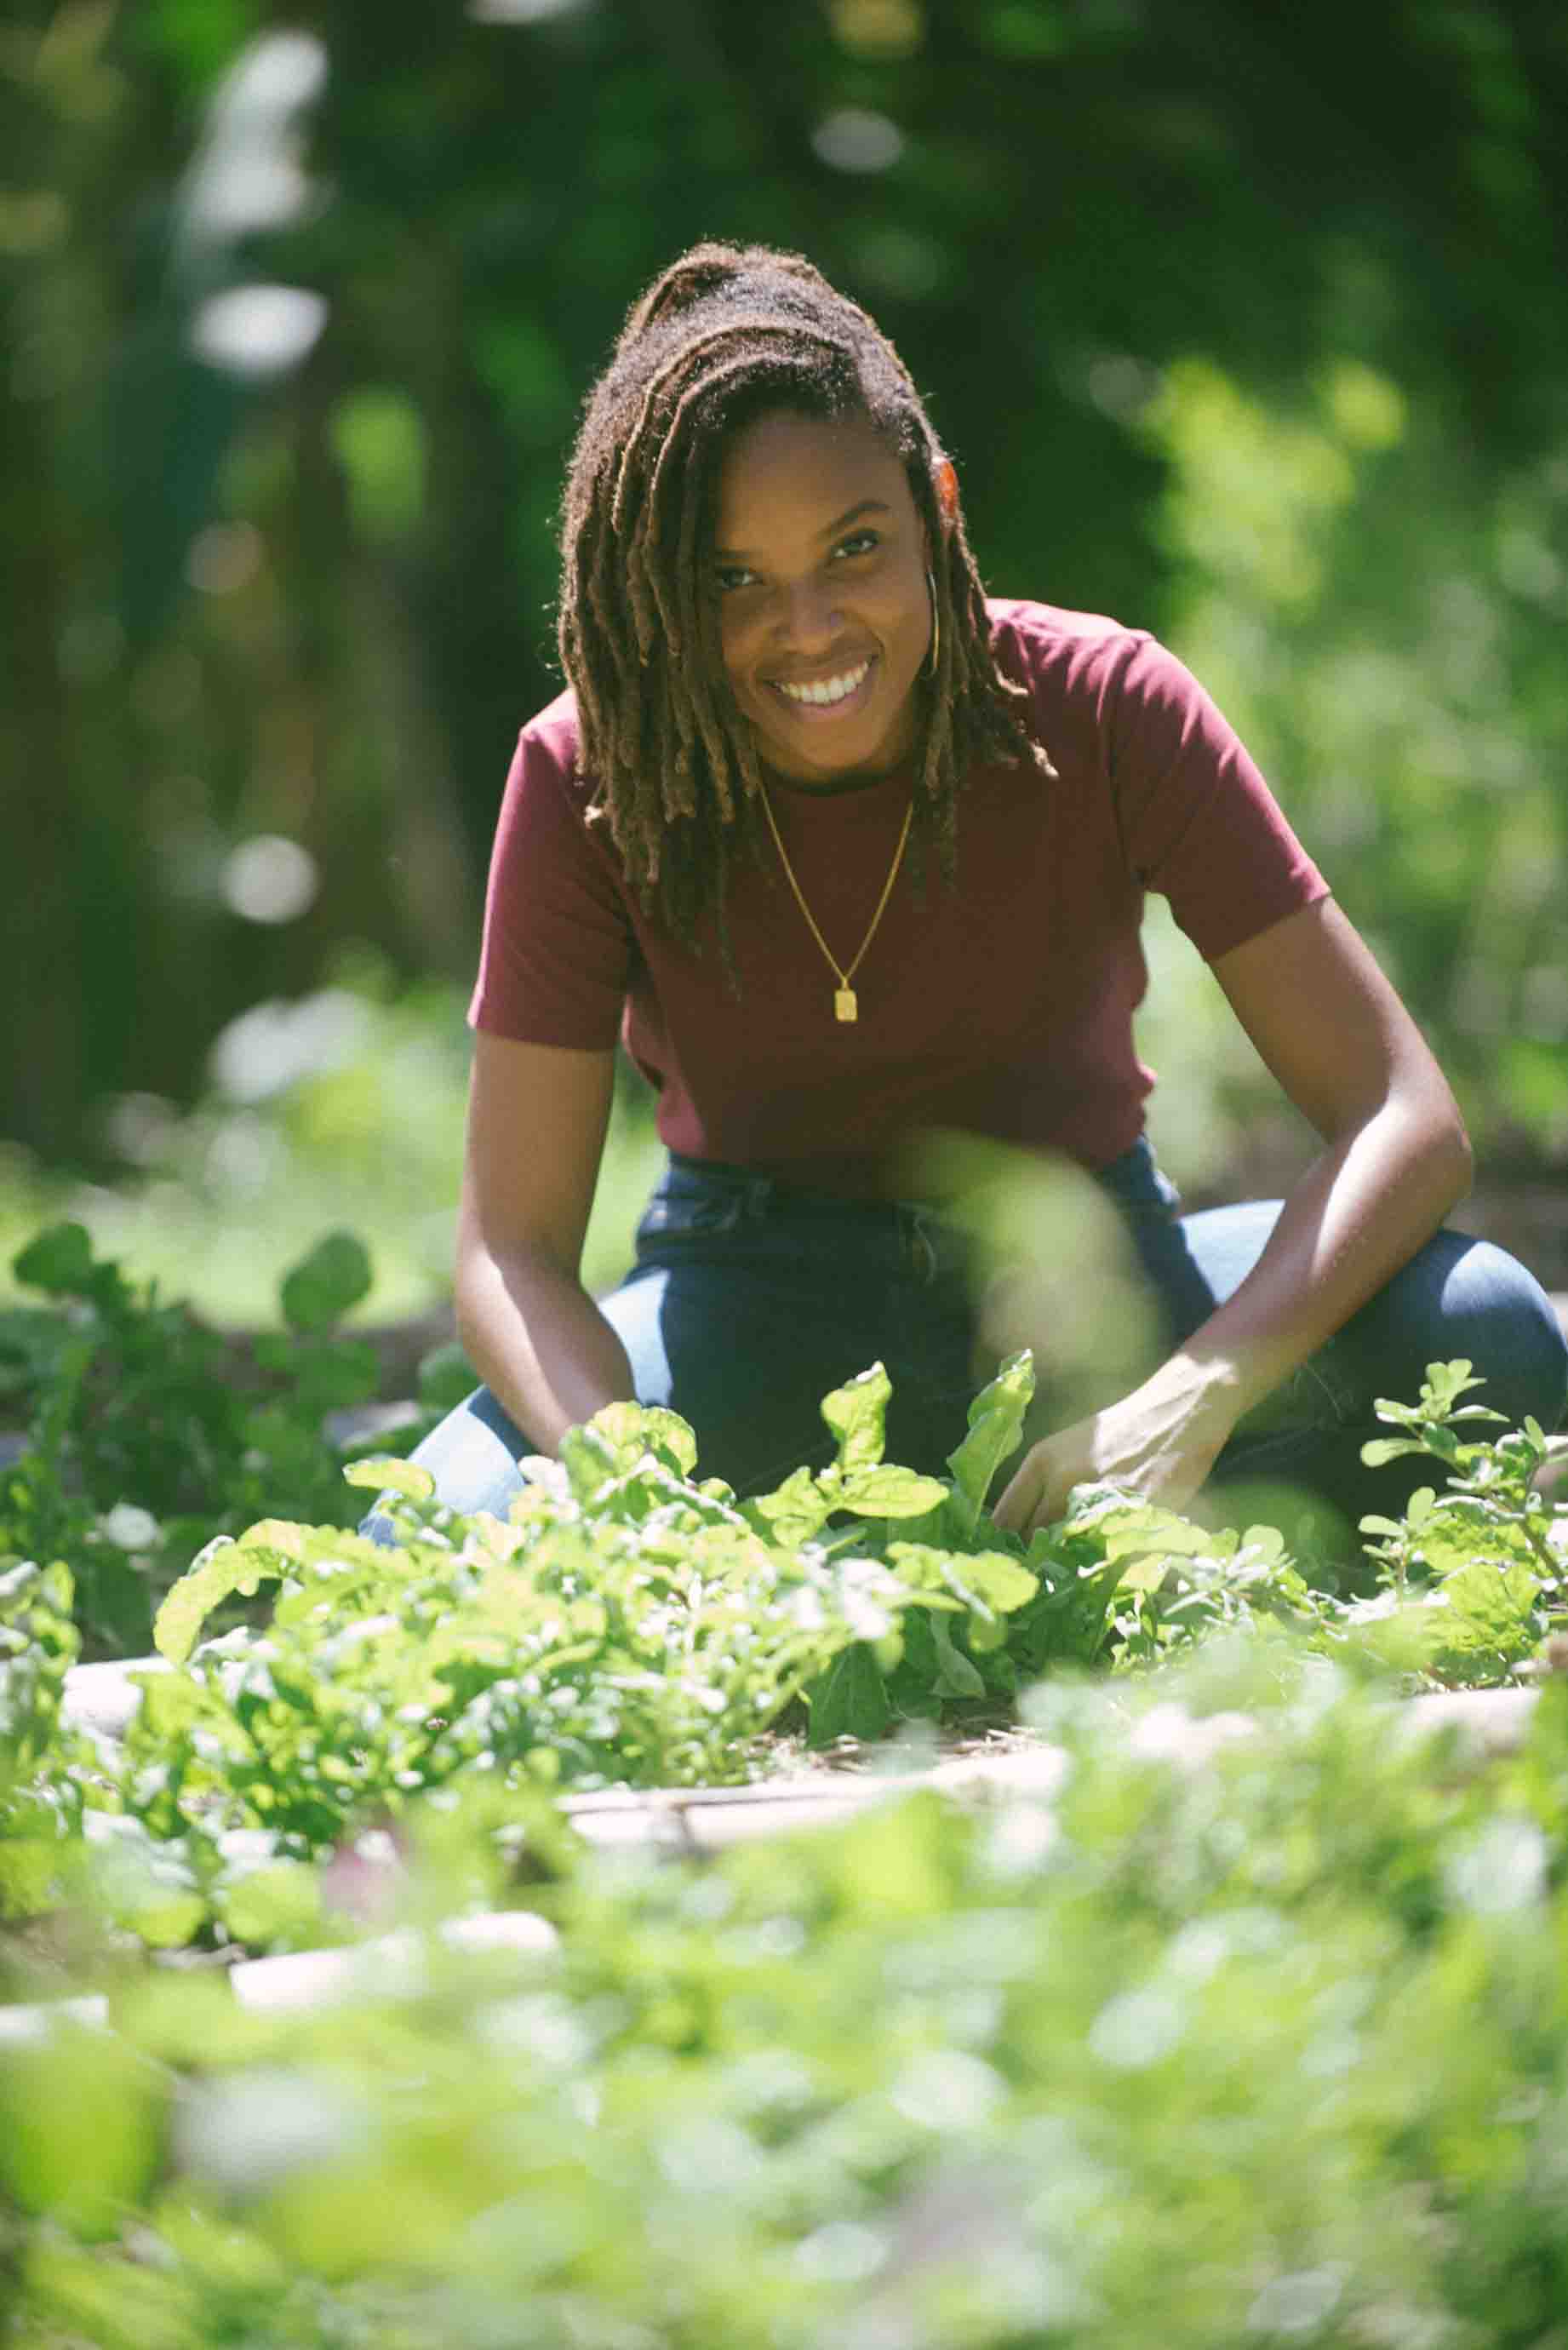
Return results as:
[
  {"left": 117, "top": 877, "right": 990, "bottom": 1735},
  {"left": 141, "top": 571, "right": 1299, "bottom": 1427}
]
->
[{"left": 711, "top": 408, "right": 937, "bottom": 791}]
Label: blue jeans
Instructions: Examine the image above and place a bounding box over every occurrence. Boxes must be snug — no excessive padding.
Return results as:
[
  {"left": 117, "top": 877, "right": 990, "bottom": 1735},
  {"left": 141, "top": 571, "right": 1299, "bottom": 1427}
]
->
[{"left": 395, "top": 1142, "right": 1568, "bottom": 1550}]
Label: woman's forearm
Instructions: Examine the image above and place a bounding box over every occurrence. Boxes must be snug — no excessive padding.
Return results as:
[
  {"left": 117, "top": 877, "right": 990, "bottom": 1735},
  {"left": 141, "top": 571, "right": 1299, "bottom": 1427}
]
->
[
  {"left": 455, "top": 1241, "right": 636, "bottom": 1457},
  {"left": 1144, "top": 1098, "right": 1474, "bottom": 1436},
  {"left": 994, "top": 1099, "right": 1473, "bottom": 1534}
]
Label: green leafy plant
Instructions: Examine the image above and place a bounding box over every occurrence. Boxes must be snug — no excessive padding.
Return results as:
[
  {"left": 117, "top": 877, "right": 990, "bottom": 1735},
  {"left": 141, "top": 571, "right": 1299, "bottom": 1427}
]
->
[
  {"left": 3, "top": 1346, "right": 1565, "bottom": 1963},
  {"left": 0, "top": 1558, "right": 94, "bottom": 1923},
  {"left": 0, "top": 1223, "right": 448, "bottom": 1656},
  {"left": 1354, "top": 1360, "right": 1568, "bottom": 1683}
]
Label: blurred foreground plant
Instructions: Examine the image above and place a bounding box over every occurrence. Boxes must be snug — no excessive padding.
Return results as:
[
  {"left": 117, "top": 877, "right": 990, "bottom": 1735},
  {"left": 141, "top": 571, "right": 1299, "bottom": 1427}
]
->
[{"left": 6, "top": 1650, "right": 1568, "bottom": 2346}]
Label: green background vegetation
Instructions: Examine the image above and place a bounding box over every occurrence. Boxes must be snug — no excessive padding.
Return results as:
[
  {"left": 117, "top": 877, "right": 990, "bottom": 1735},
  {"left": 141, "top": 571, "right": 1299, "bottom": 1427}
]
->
[{"left": 4, "top": 0, "right": 1567, "bottom": 1323}]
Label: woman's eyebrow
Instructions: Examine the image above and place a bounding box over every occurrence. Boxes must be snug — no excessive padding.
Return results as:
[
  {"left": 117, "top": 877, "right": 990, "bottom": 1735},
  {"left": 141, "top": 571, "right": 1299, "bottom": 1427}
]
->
[{"left": 712, "top": 498, "right": 892, "bottom": 559}]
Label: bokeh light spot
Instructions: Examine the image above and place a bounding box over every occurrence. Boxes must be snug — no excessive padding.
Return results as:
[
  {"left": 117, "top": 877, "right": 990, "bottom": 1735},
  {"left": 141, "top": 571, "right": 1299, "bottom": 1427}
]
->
[
  {"left": 223, "top": 835, "right": 320, "bottom": 925},
  {"left": 812, "top": 108, "right": 905, "bottom": 173}
]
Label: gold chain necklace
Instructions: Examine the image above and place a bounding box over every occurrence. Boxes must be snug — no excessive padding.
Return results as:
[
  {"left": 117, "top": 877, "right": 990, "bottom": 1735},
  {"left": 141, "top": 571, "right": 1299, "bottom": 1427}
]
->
[{"left": 758, "top": 785, "right": 913, "bottom": 1023}]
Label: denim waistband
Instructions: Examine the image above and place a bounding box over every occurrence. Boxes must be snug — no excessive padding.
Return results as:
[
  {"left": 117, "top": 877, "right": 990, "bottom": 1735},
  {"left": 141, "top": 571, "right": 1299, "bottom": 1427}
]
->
[
  {"left": 661, "top": 1136, "right": 1178, "bottom": 1219},
  {"left": 641, "top": 1138, "right": 1180, "bottom": 1287}
]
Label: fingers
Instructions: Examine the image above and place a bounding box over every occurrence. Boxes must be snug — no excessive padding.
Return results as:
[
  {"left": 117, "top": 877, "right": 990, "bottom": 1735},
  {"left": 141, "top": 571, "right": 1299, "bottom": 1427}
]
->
[
  {"left": 992, "top": 1444, "right": 1050, "bottom": 1538},
  {"left": 990, "top": 1468, "right": 1027, "bottom": 1535}
]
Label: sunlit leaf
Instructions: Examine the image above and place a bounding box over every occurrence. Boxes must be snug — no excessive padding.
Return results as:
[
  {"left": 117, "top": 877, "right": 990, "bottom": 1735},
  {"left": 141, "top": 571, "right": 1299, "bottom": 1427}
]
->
[
  {"left": 835, "top": 1464, "right": 950, "bottom": 1518},
  {"left": 340, "top": 1456, "right": 436, "bottom": 1499},
  {"left": 947, "top": 1349, "right": 1035, "bottom": 1532},
  {"left": 820, "top": 1363, "right": 891, "bottom": 1476},
  {"left": 153, "top": 1535, "right": 289, "bottom": 1664}
]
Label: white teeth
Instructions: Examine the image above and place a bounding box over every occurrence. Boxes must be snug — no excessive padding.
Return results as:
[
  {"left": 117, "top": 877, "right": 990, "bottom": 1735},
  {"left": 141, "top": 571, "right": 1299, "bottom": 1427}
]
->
[{"left": 775, "top": 661, "right": 870, "bottom": 707}]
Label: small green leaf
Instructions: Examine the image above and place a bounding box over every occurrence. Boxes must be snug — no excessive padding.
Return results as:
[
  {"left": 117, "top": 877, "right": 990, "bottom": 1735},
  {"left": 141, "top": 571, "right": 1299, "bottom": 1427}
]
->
[
  {"left": 279, "top": 1231, "right": 373, "bottom": 1334},
  {"left": 807, "top": 1642, "right": 890, "bottom": 1744},
  {"left": 152, "top": 1536, "right": 291, "bottom": 1665},
  {"left": 559, "top": 1424, "right": 620, "bottom": 1503},
  {"left": 237, "top": 1519, "right": 311, "bottom": 1562},
  {"left": 340, "top": 1456, "right": 436, "bottom": 1499},
  {"left": 1063, "top": 1489, "right": 1214, "bottom": 1568},
  {"left": 132, "top": 1668, "right": 205, "bottom": 1742},
  {"left": 585, "top": 1401, "right": 700, "bottom": 1476},
  {"left": 1362, "top": 1436, "right": 1427, "bottom": 1467},
  {"left": 947, "top": 1350, "right": 1035, "bottom": 1533},
  {"left": 890, "top": 1542, "right": 1039, "bottom": 1614},
  {"left": 929, "top": 1613, "right": 986, "bottom": 1697},
  {"left": 836, "top": 1464, "right": 951, "bottom": 1519},
  {"left": 821, "top": 1363, "right": 892, "bottom": 1476},
  {"left": 745, "top": 1464, "right": 832, "bottom": 1546},
  {"left": 11, "top": 1221, "right": 96, "bottom": 1295}
]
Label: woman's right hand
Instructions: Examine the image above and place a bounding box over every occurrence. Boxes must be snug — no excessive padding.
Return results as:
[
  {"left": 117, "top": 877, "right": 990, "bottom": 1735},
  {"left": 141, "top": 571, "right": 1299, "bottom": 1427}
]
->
[{"left": 453, "top": 1032, "right": 635, "bottom": 1454}]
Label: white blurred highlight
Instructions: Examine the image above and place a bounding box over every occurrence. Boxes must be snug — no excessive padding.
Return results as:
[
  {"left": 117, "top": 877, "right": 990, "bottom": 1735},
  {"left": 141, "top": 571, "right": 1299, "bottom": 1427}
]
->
[{"left": 222, "top": 835, "right": 319, "bottom": 925}]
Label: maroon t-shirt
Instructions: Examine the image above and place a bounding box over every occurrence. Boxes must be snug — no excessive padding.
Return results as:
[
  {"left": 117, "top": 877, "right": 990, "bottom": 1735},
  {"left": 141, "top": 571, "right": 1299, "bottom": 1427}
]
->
[{"left": 469, "top": 600, "right": 1330, "bottom": 1196}]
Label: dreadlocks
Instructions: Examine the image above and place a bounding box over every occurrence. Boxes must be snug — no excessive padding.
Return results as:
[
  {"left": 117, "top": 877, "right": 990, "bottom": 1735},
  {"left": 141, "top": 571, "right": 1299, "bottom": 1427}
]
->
[{"left": 558, "top": 240, "right": 1053, "bottom": 949}]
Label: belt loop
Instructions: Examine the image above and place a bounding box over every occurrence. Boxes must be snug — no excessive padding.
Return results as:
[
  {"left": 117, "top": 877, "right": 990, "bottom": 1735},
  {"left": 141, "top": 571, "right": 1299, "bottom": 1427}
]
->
[{"left": 905, "top": 1207, "right": 939, "bottom": 1286}]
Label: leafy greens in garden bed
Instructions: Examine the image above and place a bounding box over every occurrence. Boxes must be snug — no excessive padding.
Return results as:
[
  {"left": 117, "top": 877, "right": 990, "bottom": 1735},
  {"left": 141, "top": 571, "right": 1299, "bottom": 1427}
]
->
[
  {"left": 3, "top": 1341, "right": 1565, "bottom": 1957},
  {"left": 0, "top": 1222, "right": 459, "bottom": 1657}
]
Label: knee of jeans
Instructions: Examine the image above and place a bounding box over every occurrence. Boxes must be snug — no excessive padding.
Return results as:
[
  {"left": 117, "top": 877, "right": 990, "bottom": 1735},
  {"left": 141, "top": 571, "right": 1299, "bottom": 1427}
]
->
[{"left": 1437, "top": 1241, "right": 1568, "bottom": 1430}]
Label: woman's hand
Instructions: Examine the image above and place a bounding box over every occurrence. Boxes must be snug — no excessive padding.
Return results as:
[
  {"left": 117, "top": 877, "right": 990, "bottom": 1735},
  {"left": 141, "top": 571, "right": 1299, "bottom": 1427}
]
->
[
  {"left": 994, "top": 898, "right": 1474, "bottom": 1545},
  {"left": 991, "top": 1361, "right": 1241, "bottom": 1540}
]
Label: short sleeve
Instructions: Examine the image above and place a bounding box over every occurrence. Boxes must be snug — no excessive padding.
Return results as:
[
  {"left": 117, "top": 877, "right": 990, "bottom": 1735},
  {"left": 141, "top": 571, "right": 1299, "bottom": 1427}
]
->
[
  {"left": 1105, "top": 634, "right": 1331, "bottom": 960},
  {"left": 467, "top": 709, "right": 633, "bottom": 1047}
]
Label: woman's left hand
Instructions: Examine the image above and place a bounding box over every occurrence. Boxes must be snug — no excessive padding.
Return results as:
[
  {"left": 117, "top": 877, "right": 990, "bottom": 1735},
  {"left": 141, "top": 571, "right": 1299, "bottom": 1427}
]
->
[{"left": 990, "top": 1367, "right": 1239, "bottom": 1540}]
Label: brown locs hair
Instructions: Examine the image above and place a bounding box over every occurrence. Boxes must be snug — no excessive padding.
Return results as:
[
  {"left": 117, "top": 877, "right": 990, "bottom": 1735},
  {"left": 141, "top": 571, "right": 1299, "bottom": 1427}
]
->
[{"left": 557, "top": 240, "right": 1052, "bottom": 947}]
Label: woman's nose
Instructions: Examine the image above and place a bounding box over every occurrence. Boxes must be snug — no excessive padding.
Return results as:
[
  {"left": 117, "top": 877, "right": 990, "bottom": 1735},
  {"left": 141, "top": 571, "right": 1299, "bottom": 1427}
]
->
[{"left": 775, "top": 579, "right": 843, "bottom": 647}]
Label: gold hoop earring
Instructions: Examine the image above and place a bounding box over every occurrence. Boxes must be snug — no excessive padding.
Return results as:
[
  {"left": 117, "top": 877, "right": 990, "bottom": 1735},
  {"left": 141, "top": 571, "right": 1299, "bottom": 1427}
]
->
[{"left": 924, "top": 567, "right": 941, "bottom": 679}]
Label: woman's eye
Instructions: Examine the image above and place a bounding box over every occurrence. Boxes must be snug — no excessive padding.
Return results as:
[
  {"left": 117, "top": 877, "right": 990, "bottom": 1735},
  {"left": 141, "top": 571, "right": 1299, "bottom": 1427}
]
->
[
  {"left": 714, "top": 565, "right": 758, "bottom": 593},
  {"left": 833, "top": 530, "right": 879, "bottom": 560}
]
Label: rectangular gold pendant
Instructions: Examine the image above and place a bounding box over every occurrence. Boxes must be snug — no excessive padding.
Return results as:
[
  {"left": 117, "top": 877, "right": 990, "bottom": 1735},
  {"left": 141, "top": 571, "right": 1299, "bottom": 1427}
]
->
[{"left": 834, "top": 987, "right": 858, "bottom": 1023}]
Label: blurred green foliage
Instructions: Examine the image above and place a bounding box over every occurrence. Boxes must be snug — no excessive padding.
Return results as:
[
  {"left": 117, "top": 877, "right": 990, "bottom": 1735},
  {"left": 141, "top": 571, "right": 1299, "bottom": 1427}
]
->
[
  {"left": 9, "top": 1659, "right": 1568, "bottom": 2343},
  {"left": 3, "top": 0, "right": 1566, "bottom": 1201},
  {"left": 0, "top": 957, "right": 659, "bottom": 1327}
]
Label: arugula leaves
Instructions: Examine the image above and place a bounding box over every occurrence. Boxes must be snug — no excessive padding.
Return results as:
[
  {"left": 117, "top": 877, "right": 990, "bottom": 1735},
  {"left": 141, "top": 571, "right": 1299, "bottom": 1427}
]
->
[{"left": 3, "top": 1350, "right": 1565, "bottom": 1958}]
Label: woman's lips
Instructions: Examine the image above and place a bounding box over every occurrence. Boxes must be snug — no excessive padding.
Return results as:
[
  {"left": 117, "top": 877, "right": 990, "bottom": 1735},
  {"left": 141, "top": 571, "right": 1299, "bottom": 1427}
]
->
[{"left": 767, "top": 655, "right": 876, "bottom": 721}]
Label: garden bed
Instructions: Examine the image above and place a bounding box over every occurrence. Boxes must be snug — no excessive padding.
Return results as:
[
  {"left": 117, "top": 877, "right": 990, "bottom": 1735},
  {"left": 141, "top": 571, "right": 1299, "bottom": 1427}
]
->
[{"left": 5, "top": 1218, "right": 1568, "bottom": 2347}]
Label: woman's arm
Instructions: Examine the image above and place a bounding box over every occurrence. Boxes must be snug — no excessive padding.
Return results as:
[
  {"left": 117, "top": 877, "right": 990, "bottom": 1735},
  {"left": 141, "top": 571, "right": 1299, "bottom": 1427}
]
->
[
  {"left": 992, "top": 897, "right": 1473, "bottom": 1536},
  {"left": 453, "top": 1031, "right": 637, "bottom": 1454}
]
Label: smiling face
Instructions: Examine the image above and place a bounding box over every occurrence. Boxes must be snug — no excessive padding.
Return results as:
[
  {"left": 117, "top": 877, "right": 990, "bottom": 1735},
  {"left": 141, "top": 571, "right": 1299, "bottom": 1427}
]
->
[{"left": 711, "top": 408, "right": 936, "bottom": 791}]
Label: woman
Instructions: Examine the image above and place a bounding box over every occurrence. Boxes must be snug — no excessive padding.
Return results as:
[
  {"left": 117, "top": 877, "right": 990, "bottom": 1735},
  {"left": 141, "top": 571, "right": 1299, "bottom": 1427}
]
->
[{"left": 412, "top": 241, "right": 1566, "bottom": 1557}]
